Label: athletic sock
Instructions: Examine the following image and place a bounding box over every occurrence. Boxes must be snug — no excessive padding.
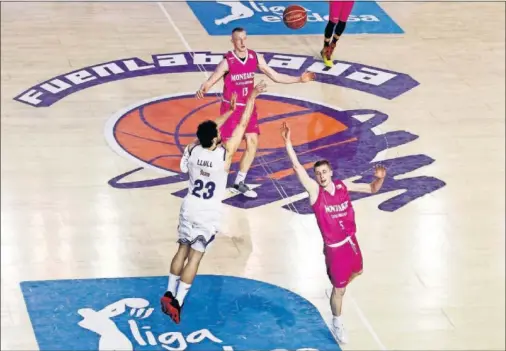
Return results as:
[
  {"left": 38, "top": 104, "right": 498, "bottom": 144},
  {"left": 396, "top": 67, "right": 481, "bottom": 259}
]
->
[
  {"left": 167, "top": 273, "right": 180, "bottom": 295},
  {"left": 234, "top": 171, "right": 247, "bottom": 185},
  {"left": 332, "top": 315, "right": 342, "bottom": 326},
  {"left": 176, "top": 281, "right": 191, "bottom": 304}
]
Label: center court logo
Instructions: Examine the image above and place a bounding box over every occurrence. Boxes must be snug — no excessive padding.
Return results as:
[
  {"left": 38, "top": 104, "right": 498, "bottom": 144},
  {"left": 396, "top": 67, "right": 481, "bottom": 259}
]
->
[
  {"left": 106, "top": 93, "right": 446, "bottom": 213},
  {"left": 13, "top": 51, "right": 446, "bottom": 212},
  {"left": 21, "top": 275, "right": 340, "bottom": 351},
  {"left": 186, "top": 1, "right": 404, "bottom": 36}
]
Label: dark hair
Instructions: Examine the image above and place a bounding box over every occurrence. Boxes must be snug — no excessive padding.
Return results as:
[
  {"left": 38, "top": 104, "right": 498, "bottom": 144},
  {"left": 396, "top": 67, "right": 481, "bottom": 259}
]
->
[
  {"left": 313, "top": 159, "right": 331, "bottom": 171},
  {"left": 197, "top": 120, "right": 218, "bottom": 148},
  {"left": 232, "top": 27, "right": 245, "bottom": 34}
]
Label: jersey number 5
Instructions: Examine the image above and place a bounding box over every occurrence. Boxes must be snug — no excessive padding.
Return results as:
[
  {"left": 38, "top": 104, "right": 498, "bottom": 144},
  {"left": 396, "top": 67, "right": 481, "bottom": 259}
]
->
[
  {"left": 192, "top": 179, "right": 215, "bottom": 199},
  {"left": 338, "top": 220, "right": 345, "bottom": 230}
]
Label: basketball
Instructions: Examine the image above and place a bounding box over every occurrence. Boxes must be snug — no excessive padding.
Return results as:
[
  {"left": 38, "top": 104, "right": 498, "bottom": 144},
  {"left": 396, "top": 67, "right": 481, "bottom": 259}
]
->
[{"left": 283, "top": 5, "right": 307, "bottom": 30}]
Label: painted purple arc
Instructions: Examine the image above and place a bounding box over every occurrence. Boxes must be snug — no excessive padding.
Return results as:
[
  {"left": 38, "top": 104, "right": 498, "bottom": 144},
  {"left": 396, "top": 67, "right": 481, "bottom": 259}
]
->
[
  {"left": 117, "top": 130, "right": 177, "bottom": 146},
  {"left": 138, "top": 100, "right": 211, "bottom": 138},
  {"left": 173, "top": 98, "right": 223, "bottom": 154}
]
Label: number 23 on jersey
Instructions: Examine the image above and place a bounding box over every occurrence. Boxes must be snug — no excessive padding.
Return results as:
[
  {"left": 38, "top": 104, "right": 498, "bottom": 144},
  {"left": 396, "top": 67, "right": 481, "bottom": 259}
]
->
[{"left": 191, "top": 179, "right": 215, "bottom": 199}]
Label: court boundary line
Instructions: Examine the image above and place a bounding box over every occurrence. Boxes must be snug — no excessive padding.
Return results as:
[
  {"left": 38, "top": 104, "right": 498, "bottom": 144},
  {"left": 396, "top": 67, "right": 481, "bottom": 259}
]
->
[{"left": 156, "top": 2, "right": 387, "bottom": 350}]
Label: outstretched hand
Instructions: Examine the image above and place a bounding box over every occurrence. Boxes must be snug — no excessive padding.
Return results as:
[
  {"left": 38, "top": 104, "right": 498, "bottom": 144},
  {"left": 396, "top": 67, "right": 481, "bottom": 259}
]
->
[
  {"left": 229, "top": 92, "right": 237, "bottom": 111},
  {"left": 300, "top": 71, "right": 316, "bottom": 83},
  {"left": 374, "top": 164, "right": 387, "bottom": 178},
  {"left": 196, "top": 85, "right": 207, "bottom": 99},
  {"left": 252, "top": 80, "right": 267, "bottom": 97},
  {"left": 280, "top": 122, "right": 291, "bottom": 142}
]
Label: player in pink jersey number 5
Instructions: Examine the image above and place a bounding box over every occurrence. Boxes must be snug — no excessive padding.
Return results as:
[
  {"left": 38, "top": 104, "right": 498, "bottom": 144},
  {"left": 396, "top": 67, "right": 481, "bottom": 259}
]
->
[
  {"left": 196, "top": 27, "right": 315, "bottom": 198},
  {"left": 280, "top": 122, "right": 386, "bottom": 345}
]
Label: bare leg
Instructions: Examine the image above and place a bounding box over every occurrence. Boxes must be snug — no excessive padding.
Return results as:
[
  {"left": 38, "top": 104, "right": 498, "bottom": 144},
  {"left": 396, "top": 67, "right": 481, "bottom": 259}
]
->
[
  {"left": 179, "top": 248, "right": 204, "bottom": 285},
  {"left": 238, "top": 133, "right": 258, "bottom": 174},
  {"left": 330, "top": 287, "right": 346, "bottom": 317},
  {"left": 330, "top": 286, "right": 349, "bottom": 344},
  {"left": 170, "top": 244, "right": 190, "bottom": 276},
  {"left": 233, "top": 133, "right": 259, "bottom": 198},
  {"left": 173, "top": 248, "right": 205, "bottom": 309},
  {"left": 330, "top": 270, "right": 362, "bottom": 316}
]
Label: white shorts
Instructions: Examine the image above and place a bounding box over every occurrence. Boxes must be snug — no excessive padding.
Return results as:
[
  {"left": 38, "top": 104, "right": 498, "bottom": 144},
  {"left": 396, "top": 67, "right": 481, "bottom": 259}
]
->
[{"left": 177, "top": 213, "right": 218, "bottom": 252}]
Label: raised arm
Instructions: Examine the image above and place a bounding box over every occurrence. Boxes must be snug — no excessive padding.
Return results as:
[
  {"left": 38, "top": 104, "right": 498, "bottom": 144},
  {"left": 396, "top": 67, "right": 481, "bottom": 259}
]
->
[
  {"left": 281, "top": 122, "right": 319, "bottom": 203},
  {"left": 196, "top": 58, "right": 229, "bottom": 99},
  {"left": 257, "top": 54, "right": 315, "bottom": 84},
  {"left": 180, "top": 143, "right": 194, "bottom": 173},
  {"left": 343, "top": 165, "right": 387, "bottom": 193},
  {"left": 214, "top": 92, "right": 237, "bottom": 128},
  {"left": 223, "top": 81, "right": 267, "bottom": 169}
]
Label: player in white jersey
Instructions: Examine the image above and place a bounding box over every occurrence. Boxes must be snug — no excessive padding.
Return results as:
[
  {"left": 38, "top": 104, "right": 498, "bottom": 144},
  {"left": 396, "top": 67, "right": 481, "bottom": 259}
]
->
[{"left": 160, "top": 81, "right": 267, "bottom": 324}]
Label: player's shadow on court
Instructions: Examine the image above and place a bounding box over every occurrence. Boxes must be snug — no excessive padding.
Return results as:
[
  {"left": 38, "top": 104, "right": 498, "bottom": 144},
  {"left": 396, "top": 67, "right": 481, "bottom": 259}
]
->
[{"left": 193, "top": 275, "right": 336, "bottom": 344}]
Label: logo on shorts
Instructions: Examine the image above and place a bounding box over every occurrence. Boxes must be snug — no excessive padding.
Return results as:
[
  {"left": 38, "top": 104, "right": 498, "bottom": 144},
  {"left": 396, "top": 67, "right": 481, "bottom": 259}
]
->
[
  {"left": 20, "top": 275, "right": 341, "bottom": 350},
  {"left": 105, "top": 93, "right": 446, "bottom": 213},
  {"left": 186, "top": 1, "right": 404, "bottom": 36}
]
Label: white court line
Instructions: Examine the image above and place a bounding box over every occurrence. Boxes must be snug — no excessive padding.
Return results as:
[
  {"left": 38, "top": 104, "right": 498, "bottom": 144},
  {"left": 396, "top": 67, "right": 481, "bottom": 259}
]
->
[
  {"left": 156, "top": 2, "right": 388, "bottom": 350},
  {"left": 350, "top": 296, "right": 388, "bottom": 350}
]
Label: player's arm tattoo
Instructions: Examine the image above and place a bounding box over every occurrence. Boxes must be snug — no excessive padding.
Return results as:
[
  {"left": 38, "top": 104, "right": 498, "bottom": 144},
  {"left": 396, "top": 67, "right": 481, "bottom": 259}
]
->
[{"left": 285, "top": 141, "right": 319, "bottom": 196}]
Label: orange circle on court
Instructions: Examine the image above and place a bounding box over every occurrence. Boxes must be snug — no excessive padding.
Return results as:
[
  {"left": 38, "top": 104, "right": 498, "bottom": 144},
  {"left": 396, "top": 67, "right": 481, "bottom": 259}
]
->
[{"left": 112, "top": 94, "right": 350, "bottom": 173}]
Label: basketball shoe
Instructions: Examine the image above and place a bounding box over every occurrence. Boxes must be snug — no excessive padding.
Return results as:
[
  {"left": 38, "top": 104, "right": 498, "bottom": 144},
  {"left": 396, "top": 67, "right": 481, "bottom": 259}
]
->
[
  {"left": 231, "top": 181, "right": 257, "bottom": 198},
  {"left": 320, "top": 43, "right": 336, "bottom": 68},
  {"left": 160, "top": 291, "right": 182, "bottom": 324},
  {"left": 330, "top": 317, "right": 348, "bottom": 344}
]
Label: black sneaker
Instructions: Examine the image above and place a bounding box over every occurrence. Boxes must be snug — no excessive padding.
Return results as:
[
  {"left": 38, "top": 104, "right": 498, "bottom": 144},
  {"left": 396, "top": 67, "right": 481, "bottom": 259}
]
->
[{"left": 231, "top": 181, "right": 257, "bottom": 198}]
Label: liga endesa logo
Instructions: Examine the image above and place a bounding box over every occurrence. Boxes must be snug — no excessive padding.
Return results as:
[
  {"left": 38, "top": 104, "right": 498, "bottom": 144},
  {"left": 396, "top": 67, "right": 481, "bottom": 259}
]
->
[
  {"left": 21, "top": 275, "right": 341, "bottom": 351},
  {"left": 105, "top": 93, "right": 446, "bottom": 213}
]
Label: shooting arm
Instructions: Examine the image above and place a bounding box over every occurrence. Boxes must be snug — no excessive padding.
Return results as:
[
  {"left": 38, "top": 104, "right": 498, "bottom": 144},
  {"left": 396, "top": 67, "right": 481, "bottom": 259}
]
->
[
  {"left": 285, "top": 140, "right": 319, "bottom": 200},
  {"left": 200, "top": 59, "right": 228, "bottom": 92},
  {"left": 257, "top": 54, "right": 302, "bottom": 84},
  {"left": 344, "top": 177, "right": 385, "bottom": 194},
  {"left": 180, "top": 144, "right": 193, "bottom": 173},
  {"left": 214, "top": 107, "right": 234, "bottom": 128}
]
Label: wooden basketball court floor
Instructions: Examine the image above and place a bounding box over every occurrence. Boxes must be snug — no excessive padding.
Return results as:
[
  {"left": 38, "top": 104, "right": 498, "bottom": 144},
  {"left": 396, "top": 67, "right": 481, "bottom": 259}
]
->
[{"left": 1, "top": 1, "right": 505, "bottom": 350}]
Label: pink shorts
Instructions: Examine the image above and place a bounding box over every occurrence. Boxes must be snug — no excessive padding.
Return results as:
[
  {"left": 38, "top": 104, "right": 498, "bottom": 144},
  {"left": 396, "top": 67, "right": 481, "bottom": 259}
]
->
[
  {"left": 219, "top": 101, "right": 259, "bottom": 142},
  {"left": 324, "top": 235, "right": 363, "bottom": 288},
  {"left": 329, "top": 1, "right": 355, "bottom": 22}
]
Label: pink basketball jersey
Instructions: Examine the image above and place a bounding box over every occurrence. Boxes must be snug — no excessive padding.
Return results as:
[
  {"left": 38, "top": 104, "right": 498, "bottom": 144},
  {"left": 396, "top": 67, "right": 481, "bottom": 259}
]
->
[
  {"left": 223, "top": 49, "right": 258, "bottom": 105},
  {"left": 311, "top": 179, "right": 357, "bottom": 245}
]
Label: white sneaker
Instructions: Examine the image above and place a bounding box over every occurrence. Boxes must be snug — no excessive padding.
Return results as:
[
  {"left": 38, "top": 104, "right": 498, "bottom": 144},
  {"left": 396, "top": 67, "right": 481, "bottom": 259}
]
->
[
  {"left": 230, "top": 182, "right": 258, "bottom": 198},
  {"left": 331, "top": 320, "right": 348, "bottom": 344}
]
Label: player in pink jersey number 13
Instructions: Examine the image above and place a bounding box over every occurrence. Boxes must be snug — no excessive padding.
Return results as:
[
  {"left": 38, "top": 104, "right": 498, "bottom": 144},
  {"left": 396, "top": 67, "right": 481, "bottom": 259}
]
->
[
  {"left": 196, "top": 27, "right": 315, "bottom": 198},
  {"left": 281, "top": 122, "right": 386, "bottom": 345}
]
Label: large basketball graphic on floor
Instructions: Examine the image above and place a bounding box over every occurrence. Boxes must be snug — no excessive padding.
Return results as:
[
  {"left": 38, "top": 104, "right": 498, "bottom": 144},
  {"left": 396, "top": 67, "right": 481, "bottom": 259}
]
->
[
  {"left": 105, "top": 93, "right": 446, "bottom": 213},
  {"left": 109, "top": 93, "right": 354, "bottom": 174},
  {"left": 20, "top": 275, "right": 341, "bottom": 350}
]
